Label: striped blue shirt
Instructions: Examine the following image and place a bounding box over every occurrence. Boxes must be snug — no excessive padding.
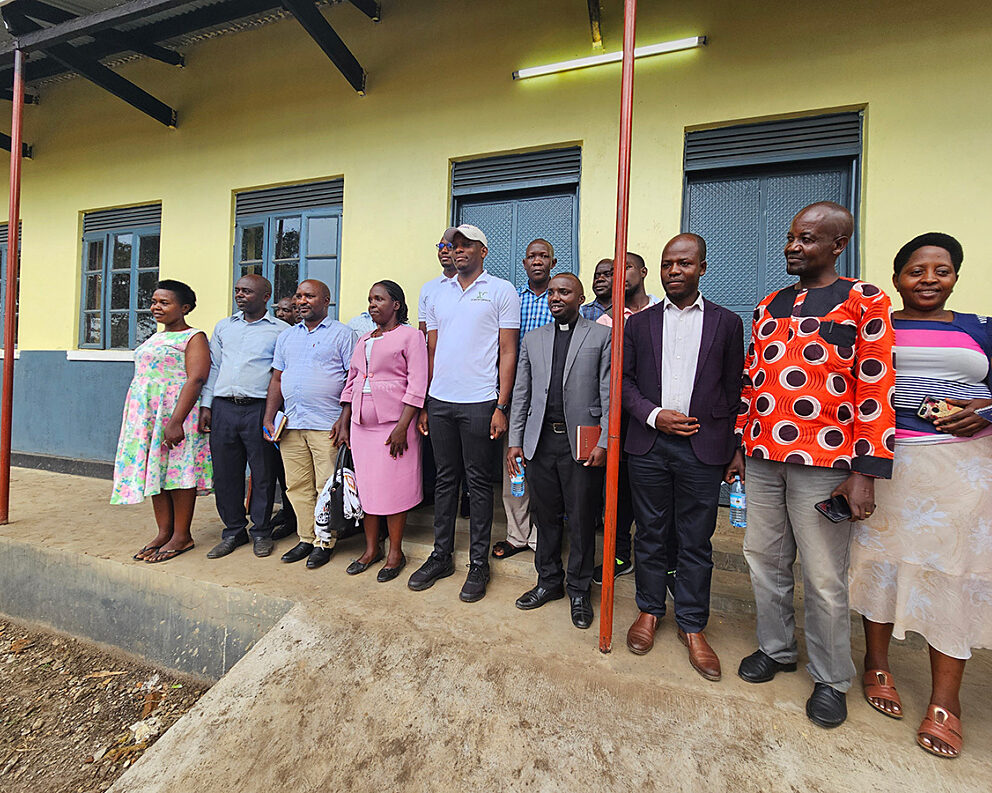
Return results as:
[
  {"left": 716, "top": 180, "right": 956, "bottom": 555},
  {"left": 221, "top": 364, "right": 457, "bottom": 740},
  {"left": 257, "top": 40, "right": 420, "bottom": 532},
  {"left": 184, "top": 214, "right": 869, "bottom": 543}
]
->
[
  {"left": 517, "top": 284, "right": 553, "bottom": 349},
  {"left": 272, "top": 318, "right": 356, "bottom": 430}
]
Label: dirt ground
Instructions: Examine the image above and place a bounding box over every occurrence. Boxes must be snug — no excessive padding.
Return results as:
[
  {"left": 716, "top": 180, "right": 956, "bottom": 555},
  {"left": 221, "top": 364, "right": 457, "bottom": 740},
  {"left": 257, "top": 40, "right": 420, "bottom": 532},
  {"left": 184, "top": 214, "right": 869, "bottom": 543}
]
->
[{"left": 0, "top": 618, "right": 210, "bottom": 793}]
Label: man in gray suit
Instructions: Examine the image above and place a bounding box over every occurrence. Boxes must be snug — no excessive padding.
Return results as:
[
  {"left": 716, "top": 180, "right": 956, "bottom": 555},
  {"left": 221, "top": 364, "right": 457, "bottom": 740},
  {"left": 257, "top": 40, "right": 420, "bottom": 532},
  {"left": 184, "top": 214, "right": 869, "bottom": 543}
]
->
[{"left": 508, "top": 273, "right": 611, "bottom": 629}]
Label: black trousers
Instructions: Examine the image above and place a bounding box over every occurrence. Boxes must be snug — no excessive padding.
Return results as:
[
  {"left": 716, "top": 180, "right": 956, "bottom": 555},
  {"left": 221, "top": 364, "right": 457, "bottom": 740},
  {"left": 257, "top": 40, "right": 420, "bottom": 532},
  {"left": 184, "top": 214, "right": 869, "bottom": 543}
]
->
[
  {"left": 273, "top": 450, "right": 297, "bottom": 530},
  {"left": 627, "top": 433, "right": 723, "bottom": 632},
  {"left": 527, "top": 427, "right": 603, "bottom": 597},
  {"left": 428, "top": 398, "right": 497, "bottom": 568},
  {"left": 209, "top": 398, "right": 277, "bottom": 541}
]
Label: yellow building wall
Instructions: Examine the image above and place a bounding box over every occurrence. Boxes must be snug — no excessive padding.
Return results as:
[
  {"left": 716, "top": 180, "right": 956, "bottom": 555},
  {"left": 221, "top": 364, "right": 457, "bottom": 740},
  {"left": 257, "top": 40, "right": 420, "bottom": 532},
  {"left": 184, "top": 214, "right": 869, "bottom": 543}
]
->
[{"left": 2, "top": 0, "right": 990, "bottom": 352}]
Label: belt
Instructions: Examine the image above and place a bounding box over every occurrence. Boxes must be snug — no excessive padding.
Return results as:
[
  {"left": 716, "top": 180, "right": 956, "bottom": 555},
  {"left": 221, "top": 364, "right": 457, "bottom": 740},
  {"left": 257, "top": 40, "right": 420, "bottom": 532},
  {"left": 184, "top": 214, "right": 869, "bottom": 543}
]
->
[
  {"left": 545, "top": 422, "right": 567, "bottom": 435},
  {"left": 217, "top": 396, "right": 265, "bottom": 406}
]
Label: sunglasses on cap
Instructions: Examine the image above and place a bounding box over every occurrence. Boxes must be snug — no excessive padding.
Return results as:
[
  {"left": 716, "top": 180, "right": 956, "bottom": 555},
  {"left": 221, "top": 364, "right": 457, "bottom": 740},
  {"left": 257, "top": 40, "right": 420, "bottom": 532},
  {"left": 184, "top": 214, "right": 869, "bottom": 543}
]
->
[{"left": 436, "top": 242, "right": 453, "bottom": 251}]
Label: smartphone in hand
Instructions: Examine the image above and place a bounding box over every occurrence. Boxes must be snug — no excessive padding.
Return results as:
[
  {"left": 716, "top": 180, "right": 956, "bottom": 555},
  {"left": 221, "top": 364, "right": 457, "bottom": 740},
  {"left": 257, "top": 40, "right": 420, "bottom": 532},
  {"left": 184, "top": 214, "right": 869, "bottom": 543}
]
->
[{"left": 814, "top": 495, "right": 852, "bottom": 523}]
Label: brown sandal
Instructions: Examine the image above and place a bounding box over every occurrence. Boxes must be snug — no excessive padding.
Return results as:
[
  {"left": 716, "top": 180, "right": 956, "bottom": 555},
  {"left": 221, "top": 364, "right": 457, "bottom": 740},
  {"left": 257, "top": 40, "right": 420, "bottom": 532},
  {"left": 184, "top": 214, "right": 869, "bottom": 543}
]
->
[
  {"left": 862, "top": 669, "right": 903, "bottom": 719},
  {"left": 916, "top": 704, "right": 963, "bottom": 758}
]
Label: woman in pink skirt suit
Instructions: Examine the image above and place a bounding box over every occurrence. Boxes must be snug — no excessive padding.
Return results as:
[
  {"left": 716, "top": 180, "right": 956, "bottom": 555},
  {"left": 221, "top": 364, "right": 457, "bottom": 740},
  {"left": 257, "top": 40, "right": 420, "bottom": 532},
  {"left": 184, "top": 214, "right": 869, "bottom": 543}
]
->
[{"left": 335, "top": 281, "right": 428, "bottom": 581}]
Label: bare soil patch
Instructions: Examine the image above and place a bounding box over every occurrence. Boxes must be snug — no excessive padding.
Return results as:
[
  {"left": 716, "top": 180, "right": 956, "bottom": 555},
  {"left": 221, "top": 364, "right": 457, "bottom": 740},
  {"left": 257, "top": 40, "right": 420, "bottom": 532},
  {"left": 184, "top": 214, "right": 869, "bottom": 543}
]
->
[{"left": 0, "top": 617, "right": 210, "bottom": 793}]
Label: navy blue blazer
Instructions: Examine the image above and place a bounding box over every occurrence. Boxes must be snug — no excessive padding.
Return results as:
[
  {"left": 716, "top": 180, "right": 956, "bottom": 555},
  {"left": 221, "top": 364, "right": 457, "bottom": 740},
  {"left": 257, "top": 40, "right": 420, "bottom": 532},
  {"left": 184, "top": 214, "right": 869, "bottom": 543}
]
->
[{"left": 621, "top": 298, "right": 744, "bottom": 466}]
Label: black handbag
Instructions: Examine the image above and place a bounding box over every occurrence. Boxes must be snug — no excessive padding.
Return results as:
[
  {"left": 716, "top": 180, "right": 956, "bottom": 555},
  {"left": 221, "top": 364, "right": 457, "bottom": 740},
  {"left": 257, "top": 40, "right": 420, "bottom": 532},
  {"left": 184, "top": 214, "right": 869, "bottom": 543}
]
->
[{"left": 315, "top": 445, "right": 363, "bottom": 541}]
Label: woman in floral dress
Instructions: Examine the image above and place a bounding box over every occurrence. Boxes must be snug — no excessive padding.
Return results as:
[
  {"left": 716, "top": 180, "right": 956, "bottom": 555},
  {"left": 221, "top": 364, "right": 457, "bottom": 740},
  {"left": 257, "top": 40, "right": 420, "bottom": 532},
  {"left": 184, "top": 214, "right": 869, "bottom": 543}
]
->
[{"left": 112, "top": 280, "right": 212, "bottom": 563}]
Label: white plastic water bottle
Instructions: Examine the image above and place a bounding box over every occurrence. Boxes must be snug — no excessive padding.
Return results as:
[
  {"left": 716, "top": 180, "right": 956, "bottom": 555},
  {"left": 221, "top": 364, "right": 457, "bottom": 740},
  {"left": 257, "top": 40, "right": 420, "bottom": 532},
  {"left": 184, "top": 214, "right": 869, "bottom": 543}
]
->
[
  {"left": 729, "top": 475, "right": 746, "bottom": 528},
  {"left": 510, "top": 458, "right": 525, "bottom": 497}
]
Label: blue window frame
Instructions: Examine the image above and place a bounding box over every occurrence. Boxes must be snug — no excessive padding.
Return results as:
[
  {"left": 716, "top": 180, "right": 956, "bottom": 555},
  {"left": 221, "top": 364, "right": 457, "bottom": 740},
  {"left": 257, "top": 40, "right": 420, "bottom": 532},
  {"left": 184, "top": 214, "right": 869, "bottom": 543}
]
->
[
  {"left": 79, "top": 226, "right": 161, "bottom": 349},
  {"left": 234, "top": 208, "right": 342, "bottom": 318}
]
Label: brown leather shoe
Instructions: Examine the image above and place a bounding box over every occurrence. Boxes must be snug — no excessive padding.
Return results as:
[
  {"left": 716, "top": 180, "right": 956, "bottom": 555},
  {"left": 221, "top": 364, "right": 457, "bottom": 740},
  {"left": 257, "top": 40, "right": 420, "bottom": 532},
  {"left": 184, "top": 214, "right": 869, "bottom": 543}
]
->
[
  {"left": 678, "top": 629, "right": 721, "bottom": 681},
  {"left": 626, "top": 612, "right": 659, "bottom": 655}
]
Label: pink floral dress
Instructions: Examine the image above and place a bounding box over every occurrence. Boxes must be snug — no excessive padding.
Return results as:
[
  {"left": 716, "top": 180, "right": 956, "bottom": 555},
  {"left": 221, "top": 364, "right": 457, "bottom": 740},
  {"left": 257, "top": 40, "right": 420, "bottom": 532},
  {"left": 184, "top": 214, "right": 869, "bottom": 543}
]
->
[{"left": 111, "top": 329, "right": 213, "bottom": 504}]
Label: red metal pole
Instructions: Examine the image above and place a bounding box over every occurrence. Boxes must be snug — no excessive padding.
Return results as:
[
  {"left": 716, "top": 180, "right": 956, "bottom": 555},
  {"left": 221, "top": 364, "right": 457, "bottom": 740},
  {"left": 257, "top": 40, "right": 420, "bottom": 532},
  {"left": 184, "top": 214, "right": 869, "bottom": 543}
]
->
[
  {"left": 599, "top": 0, "right": 637, "bottom": 653},
  {"left": 0, "top": 48, "right": 25, "bottom": 525}
]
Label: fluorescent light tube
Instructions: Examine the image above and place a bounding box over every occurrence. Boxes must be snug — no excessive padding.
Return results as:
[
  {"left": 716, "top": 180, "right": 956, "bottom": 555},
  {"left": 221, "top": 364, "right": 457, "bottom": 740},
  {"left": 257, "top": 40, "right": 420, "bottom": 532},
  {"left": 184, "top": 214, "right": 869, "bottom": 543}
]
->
[{"left": 512, "top": 36, "right": 706, "bottom": 80}]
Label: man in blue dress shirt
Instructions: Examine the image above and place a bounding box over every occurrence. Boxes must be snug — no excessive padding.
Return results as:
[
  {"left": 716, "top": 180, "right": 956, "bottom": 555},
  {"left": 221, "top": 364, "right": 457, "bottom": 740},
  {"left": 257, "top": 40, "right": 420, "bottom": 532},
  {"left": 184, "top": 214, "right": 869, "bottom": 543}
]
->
[
  {"left": 201, "top": 275, "right": 289, "bottom": 559},
  {"left": 264, "top": 279, "right": 356, "bottom": 570}
]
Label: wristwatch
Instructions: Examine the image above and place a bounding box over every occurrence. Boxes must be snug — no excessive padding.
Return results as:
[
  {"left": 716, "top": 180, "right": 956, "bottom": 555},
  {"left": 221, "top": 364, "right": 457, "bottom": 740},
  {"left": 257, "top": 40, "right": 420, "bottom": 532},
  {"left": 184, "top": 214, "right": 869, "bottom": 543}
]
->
[{"left": 496, "top": 403, "right": 509, "bottom": 414}]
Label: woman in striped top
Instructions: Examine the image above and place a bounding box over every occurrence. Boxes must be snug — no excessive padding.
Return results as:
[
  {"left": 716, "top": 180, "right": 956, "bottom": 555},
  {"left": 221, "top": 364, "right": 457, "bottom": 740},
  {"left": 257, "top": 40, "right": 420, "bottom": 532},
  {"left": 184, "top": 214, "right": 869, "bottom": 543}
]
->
[{"left": 848, "top": 233, "right": 992, "bottom": 759}]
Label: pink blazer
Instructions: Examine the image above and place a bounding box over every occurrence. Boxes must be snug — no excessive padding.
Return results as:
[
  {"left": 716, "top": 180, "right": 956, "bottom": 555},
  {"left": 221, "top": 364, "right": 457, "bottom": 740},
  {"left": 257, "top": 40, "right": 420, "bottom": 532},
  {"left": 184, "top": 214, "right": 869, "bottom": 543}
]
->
[{"left": 340, "top": 324, "right": 428, "bottom": 425}]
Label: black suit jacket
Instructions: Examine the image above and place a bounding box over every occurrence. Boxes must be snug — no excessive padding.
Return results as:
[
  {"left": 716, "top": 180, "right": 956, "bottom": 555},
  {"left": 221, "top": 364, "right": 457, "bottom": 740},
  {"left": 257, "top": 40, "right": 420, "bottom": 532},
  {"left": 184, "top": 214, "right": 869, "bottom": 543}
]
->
[{"left": 622, "top": 298, "right": 744, "bottom": 466}]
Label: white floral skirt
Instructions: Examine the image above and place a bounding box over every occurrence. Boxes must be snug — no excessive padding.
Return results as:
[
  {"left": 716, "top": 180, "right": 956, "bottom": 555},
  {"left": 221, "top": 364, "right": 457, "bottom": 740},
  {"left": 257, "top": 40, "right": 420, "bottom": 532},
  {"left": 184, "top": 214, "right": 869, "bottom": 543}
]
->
[{"left": 849, "top": 434, "right": 992, "bottom": 659}]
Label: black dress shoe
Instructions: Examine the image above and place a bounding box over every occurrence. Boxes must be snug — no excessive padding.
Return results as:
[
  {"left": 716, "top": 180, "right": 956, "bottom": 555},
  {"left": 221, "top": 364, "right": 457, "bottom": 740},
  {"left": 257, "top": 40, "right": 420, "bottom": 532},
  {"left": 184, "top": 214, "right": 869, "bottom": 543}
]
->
[
  {"left": 281, "top": 541, "right": 314, "bottom": 563},
  {"left": 206, "top": 535, "right": 249, "bottom": 559},
  {"left": 515, "top": 585, "right": 565, "bottom": 610},
  {"left": 377, "top": 555, "right": 406, "bottom": 583},
  {"left": 806, "top": 682, "right": 848, "bottom": 728},
  {"left": 737, "top": 649, "right": 798, "bottom": 683},
  {"left": 270, "top": 522, "right": 296, "bottom": 541},
  {"left": 306, "top": 546, "right": 334, "bottom": 569},
  {"left": 346, "top": 551, "right": 383, "bottom": 575},
  {"left": 570, "top": 594, "right": 594, "bottom": 629},
  {"left": 253, "top": 537, "right": 274, "bottom": 558}
]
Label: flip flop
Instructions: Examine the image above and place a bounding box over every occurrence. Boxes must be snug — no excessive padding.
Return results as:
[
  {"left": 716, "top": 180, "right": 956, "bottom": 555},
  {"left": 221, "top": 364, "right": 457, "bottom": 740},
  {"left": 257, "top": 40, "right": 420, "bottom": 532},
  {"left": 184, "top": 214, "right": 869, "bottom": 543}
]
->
[
  {"left": 863, "top": 669, "right": 903, "bottom": 719},
  {"left": 917, "top": 704, "right": 962, "bottom": 759},
  {"left": 133, "top": 545, "right": 161, "bottom": 561},
  {"left": 492, "top": 541, "right": 529, "bottom": 559},
  {"left": 145, "top": 544, "right": 195, "bottom": 564}
]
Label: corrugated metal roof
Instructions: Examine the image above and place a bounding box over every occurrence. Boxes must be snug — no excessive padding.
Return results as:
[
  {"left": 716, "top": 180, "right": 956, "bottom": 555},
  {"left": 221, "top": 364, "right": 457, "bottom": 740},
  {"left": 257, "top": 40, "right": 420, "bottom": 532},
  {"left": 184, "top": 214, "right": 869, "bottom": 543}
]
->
[{"left": 0, "top": 1, "right": 336, "bottom": 83}]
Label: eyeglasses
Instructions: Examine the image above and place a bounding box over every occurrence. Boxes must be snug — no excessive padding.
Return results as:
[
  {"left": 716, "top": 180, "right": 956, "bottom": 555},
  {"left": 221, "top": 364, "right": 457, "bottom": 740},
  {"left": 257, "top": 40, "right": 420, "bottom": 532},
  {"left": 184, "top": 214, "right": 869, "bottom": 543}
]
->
[{"left": 436, "top": 242, "right": 453, "bottom": 251}]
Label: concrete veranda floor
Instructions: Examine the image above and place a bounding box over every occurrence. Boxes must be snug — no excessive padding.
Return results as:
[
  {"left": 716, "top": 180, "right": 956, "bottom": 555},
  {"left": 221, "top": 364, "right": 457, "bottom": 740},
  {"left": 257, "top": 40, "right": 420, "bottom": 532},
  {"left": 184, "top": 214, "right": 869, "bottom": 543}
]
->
[{"left": 2, "top": 467, "right": 991, "bottom": 792}]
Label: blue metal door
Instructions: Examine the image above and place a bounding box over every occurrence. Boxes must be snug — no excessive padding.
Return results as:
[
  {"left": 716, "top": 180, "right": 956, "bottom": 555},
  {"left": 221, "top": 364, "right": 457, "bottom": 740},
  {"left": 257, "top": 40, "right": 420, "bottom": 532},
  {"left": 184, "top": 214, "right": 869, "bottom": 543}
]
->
[
  {"left": 683, "top": 161, "right": 856, "bottom": 336},
  {"left": 456, "top": 190, "right": 579, "bottom": 287}
]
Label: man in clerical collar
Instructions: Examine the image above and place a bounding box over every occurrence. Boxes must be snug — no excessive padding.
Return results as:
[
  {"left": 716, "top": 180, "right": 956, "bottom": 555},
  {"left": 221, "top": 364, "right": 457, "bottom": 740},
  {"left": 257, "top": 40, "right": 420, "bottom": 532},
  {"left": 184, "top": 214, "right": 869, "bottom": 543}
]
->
[{"left": 507, "top": 273, "right": 611, "bottom": 629}]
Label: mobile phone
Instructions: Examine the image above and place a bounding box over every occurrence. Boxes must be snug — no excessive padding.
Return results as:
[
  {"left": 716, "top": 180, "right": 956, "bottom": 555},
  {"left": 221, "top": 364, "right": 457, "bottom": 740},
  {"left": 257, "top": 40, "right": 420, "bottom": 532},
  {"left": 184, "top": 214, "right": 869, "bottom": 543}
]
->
[
  {"left": 917, "top": 395, "right": 963, "bottom": 423},
  {"left": 814, "top": 495, "right": 852, "bottom": 523}
]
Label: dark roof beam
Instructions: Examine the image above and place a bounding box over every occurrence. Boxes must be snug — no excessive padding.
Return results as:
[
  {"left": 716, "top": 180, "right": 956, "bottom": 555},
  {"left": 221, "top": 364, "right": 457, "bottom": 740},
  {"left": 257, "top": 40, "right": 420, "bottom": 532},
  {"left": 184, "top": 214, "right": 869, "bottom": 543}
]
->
[
  {"left": 2, "top": 8, "right": 176, "bottom": 127},
  {"left": 281, "top": 0, "right": 366, "bottom": 94},
  {"left": 0, "top": 0, "right": 194, "bottom": 56},
  {"left": 0, "top": 0, "right": 280, "bottom": 82},
  {"left": 0, "top": 88, "right": 38, "bottom": 103},
  {"left": 347, "top": 0, "right": 381, "bottom": 22},
  {"left": 44, "top": 43, "right": 177, "bottom": 126},
  {"left": 15, "top": 1, "right": 184, "bottom": 67},
  {"left": 587, "top": 0, "right": 603, "bottom": 49},
  {"left": 0, "top": 132, "right": 32, "bottom": 159}
]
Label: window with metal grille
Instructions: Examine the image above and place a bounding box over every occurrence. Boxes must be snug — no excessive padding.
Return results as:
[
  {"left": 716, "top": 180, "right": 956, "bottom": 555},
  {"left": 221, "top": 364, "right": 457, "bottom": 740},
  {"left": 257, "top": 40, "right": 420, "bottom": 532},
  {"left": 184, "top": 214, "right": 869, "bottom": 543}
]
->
[
  {"left": 234, "top": 180, "right": 343, "bottom": 317},
  {"left": 0, "top": 224, "right": 19, "bottom": 344},
  {"left": 452, "top": 148, "right": 581, "bottom": 288},
  {"left": 682, "top": 112, "right": 863, "bottom": 334},
  {"left": 79, "top": 205, "right": 162, "bottom": 349}
]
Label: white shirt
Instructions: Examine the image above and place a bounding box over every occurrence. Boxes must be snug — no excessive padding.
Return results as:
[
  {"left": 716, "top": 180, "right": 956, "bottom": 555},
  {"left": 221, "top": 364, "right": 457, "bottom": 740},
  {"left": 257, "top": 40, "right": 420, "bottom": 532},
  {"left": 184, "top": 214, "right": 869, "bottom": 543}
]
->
[
  {"left": 426, "top": 270, "right": 521, "bottom": 403},
  {"left": 362, "top": 335, "right": 379, "bottom": 394},
  {"left": 646, "top": 293, "right": 705, "bottom": 427},
  {"left": 418, "top": 273, "right": 452, "bottom": 323}
]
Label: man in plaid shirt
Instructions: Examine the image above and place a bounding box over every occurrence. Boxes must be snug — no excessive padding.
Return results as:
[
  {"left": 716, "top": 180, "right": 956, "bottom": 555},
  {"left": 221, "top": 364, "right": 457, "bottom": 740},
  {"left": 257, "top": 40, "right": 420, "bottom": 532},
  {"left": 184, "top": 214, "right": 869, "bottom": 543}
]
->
[{"left": 494, "top": 239, "right": 556, "bottom": 560}]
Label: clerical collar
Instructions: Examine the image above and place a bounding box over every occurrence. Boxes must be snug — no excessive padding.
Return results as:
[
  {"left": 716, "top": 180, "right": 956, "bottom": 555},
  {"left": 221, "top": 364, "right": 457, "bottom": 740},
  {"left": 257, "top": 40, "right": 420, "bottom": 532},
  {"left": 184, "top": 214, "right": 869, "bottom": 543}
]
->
[{"left": 557, "top": 322, "right": 572, "bottom": 331}]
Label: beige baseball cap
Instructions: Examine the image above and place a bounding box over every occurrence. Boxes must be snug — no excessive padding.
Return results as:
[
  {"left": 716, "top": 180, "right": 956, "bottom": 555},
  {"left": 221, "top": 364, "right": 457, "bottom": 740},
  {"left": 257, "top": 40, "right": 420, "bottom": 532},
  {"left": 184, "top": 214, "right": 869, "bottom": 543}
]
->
[{"left": 448, "top": 224, "right": 488, "bottom": 248}]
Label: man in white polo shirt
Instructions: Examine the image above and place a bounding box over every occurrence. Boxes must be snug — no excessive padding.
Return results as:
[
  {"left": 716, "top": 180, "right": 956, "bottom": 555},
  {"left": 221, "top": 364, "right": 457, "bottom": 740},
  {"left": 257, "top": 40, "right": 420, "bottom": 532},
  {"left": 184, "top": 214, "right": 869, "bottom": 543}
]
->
[{"left": 410, "top": 224, "right": 521, "bottom": 602}]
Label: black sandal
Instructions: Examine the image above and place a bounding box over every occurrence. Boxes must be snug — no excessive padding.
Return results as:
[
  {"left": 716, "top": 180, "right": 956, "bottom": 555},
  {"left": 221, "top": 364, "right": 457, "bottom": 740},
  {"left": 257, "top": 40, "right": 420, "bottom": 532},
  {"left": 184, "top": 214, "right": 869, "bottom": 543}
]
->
[
  {"left": 377, "top": 555, "right": 406, "bottom": 582},
  {"left": 145, "top": 544, "right": 195, "bottom": 564},
  {"left": 492, "top": 541, "right": 528, "bottom": 559},
  {"left": 133, "top": 545, "right": 161, "bottom": 561}
]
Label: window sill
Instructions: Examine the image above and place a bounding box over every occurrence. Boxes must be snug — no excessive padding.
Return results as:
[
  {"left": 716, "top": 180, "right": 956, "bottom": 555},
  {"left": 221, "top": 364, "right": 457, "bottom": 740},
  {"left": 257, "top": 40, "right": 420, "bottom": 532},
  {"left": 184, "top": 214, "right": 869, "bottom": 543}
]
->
[
  {"left": 0, "top": 349, "right": 19, "bottom": 359},
  {"left": 66, "top": 349, "right": 135, "bottom": 362}
]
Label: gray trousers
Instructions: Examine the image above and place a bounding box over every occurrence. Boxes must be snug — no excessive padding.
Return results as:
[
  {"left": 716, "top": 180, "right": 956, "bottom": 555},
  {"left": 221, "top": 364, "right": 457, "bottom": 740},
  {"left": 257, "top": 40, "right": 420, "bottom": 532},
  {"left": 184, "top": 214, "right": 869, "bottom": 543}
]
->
[{"left": 742, "top": 457, "right": 856, "bottom": 693}]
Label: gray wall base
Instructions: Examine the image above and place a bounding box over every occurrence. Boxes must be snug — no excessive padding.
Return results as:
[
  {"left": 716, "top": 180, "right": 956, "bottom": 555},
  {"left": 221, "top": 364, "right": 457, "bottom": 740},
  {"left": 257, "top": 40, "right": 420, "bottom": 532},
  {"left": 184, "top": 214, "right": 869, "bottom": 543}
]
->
[{"left": 0, "top": 536, "right": 292, "bottom": 681}]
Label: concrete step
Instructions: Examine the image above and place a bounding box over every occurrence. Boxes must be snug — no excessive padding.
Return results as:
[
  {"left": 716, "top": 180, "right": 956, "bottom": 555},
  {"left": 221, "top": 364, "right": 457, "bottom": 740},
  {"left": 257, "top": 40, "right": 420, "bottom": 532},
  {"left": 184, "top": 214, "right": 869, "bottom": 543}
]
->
[{"left": 375, "top": 503, "right": 805, "bottom": 619}]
